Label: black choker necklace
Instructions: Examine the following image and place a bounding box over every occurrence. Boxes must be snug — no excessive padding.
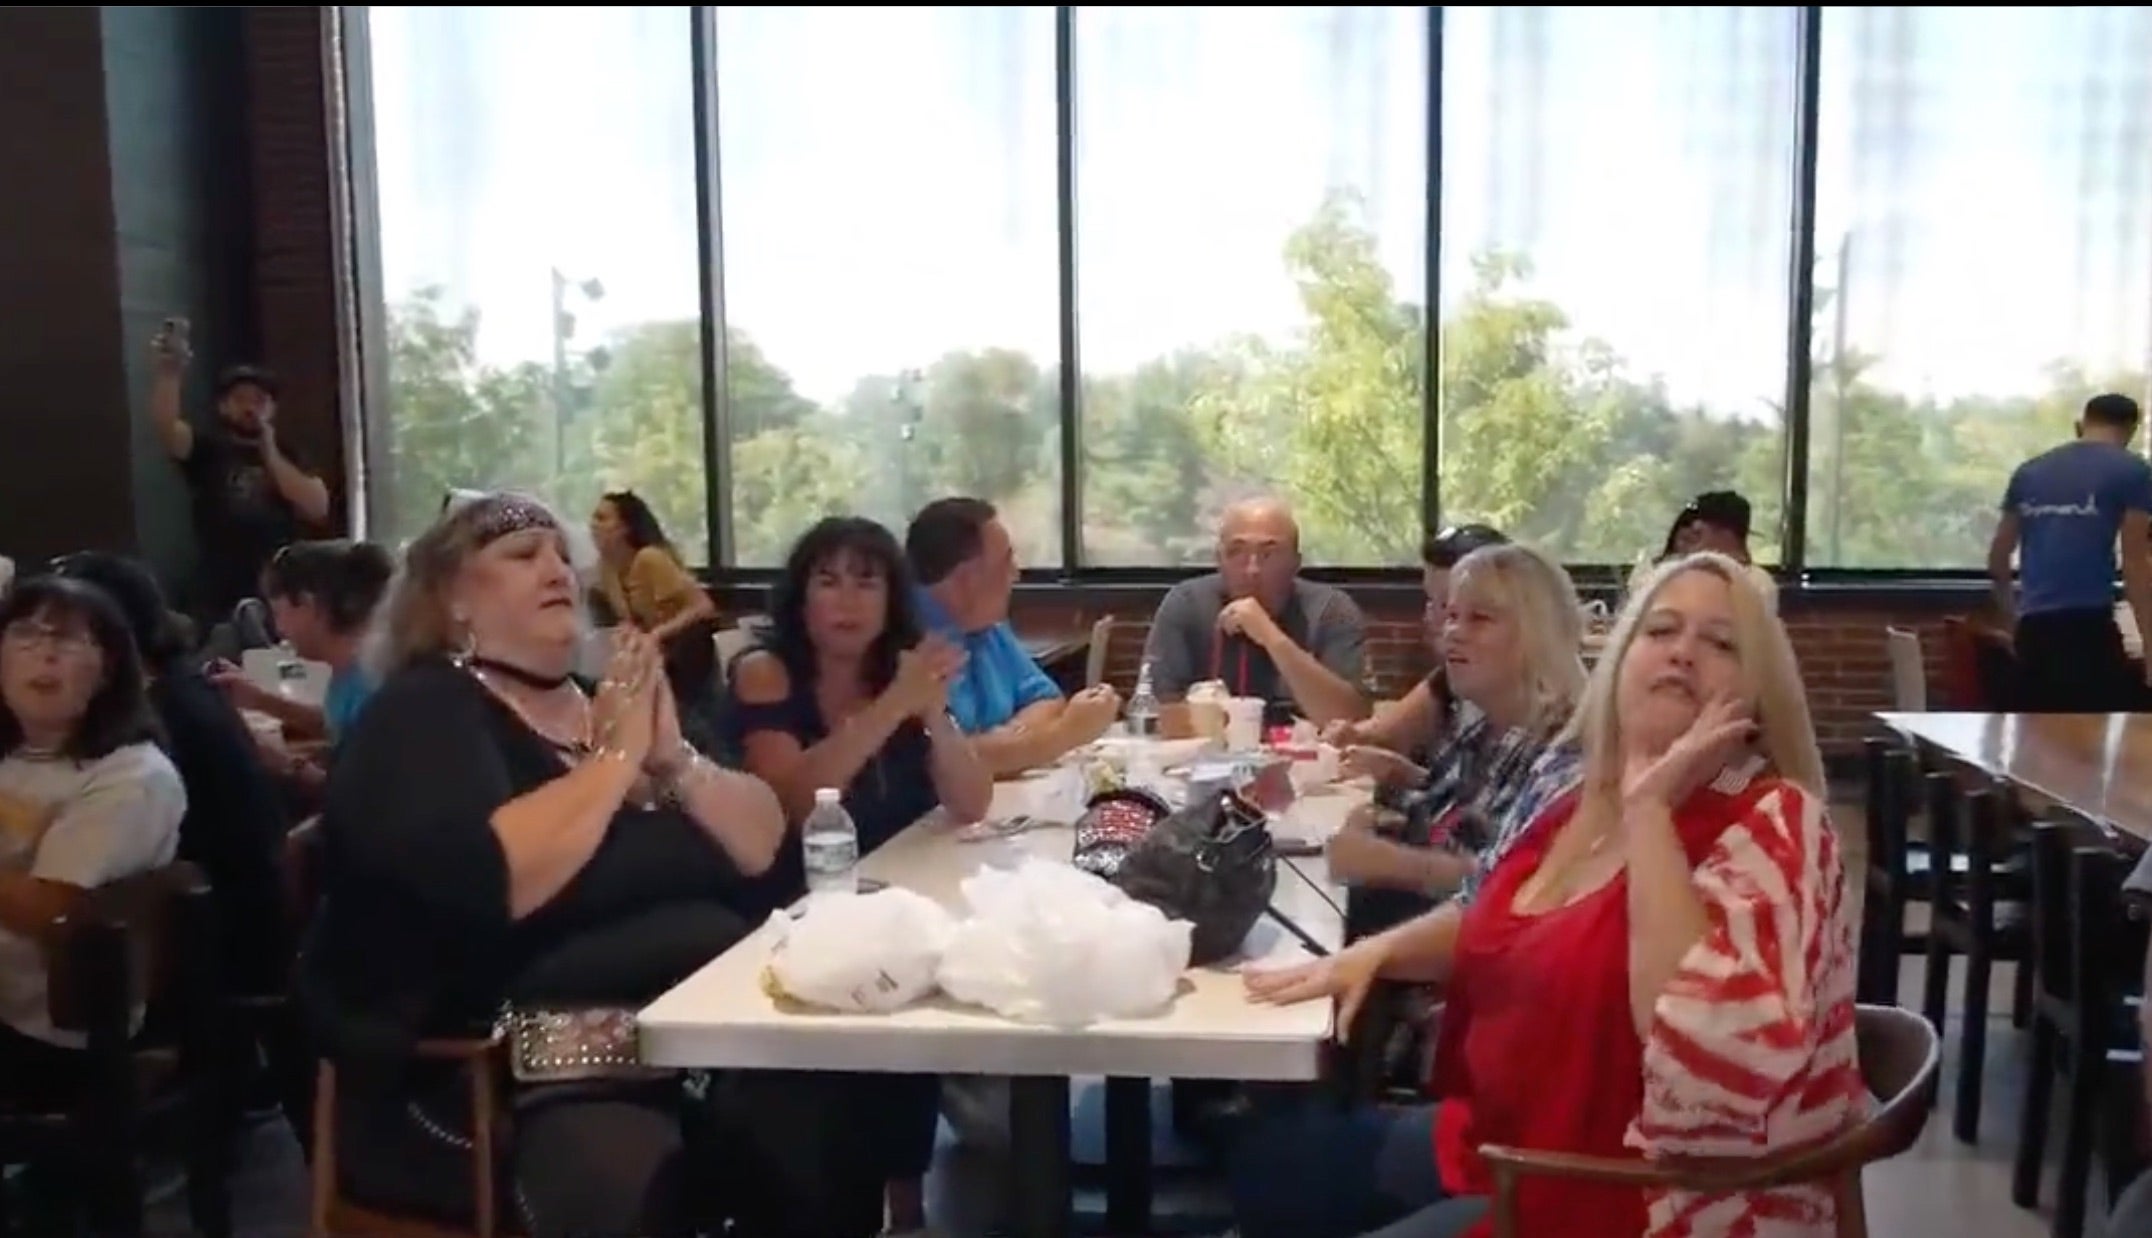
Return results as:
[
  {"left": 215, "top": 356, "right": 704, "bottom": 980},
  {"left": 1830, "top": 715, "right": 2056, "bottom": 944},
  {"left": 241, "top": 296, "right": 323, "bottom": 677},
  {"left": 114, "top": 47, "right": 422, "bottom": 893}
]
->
[{"left": 467, "top": 655, "right": 573, "bottom": 691}]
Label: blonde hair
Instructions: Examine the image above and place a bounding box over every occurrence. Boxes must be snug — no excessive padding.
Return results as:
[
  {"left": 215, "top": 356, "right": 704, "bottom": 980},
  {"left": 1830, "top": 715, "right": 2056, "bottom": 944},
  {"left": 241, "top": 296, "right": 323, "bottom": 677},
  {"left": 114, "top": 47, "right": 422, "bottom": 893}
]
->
[
  {"left": 365, "top": 492, "right": 588, "bottom": 678},
  {"left": 1447, "top": 542, "right": 1588, "bottom": 735},
  {"left": 1562, "top": 551, "right": 1824, "bottom": 801}
]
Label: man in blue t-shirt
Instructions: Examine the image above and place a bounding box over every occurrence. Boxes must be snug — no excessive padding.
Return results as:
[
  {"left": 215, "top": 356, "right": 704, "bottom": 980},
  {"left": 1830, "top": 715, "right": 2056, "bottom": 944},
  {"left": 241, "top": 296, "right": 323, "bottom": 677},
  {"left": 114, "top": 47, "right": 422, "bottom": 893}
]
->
[
  {"left": 905, "top": 497, "right": 1120, "bottom": 775},
  {"left": 1988, "top": 392, "right": 2152, "bottom": 712}
]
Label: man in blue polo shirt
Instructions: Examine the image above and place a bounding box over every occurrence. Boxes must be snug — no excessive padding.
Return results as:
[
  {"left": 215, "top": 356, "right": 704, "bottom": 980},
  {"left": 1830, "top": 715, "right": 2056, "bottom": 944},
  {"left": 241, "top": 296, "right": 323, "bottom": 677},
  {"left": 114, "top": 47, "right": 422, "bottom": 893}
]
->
[
  {"left": 906, "top": 497, "right": 1121, "bottom": 775},
  {"left": 1988, "top": 391, "right": 2152, "bottom": 712}
]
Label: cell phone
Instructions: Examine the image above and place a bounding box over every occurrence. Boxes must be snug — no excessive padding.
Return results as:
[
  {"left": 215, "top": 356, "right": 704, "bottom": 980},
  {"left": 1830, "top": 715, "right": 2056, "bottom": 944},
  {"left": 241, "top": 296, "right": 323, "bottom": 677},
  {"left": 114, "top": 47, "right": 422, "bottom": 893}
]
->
[
  {"left": 154, "top": 317, "right": 190, "bottom": 357},
  {"left": 1272, "top": 836, "right": 1323, "bottom": 858}
]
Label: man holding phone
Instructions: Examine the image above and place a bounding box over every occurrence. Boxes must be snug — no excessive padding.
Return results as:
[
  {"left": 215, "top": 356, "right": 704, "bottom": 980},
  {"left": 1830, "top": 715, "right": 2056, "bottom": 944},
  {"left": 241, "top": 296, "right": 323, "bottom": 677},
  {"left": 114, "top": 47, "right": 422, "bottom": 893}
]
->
[{"left": 147, "top": 318, "right": 331, "bottom": 623}]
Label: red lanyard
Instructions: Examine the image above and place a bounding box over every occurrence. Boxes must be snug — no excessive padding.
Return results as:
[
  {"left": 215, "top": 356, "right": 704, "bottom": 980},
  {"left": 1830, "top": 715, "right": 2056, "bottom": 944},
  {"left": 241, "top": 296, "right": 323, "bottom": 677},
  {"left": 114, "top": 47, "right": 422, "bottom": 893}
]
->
[{"left": 1208, "top": 635, "right": 1250, "bottom": 695}]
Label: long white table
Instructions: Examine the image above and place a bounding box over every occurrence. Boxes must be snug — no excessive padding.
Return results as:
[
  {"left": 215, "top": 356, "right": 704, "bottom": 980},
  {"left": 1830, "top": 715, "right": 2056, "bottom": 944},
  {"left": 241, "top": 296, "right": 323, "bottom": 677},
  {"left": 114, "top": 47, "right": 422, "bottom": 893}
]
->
[
  {"left": 640, "top": 776, "right": 1353, "bottom": 1078},
  {"left": 638, "top": 765, "right": 1362, "bottom": 1236}
]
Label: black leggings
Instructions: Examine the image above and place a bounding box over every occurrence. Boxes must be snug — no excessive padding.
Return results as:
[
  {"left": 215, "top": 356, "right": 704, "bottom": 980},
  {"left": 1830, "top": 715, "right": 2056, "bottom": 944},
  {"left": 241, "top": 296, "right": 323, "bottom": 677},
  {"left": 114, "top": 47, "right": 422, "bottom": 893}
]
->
[{"left": 338, "top": 1069, "right": 892, "bottom": 1238}]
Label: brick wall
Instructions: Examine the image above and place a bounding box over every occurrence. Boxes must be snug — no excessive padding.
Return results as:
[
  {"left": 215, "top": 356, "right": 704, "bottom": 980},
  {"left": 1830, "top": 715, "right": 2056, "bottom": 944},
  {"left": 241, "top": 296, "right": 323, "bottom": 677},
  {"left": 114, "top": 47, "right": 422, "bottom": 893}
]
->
[
  {"left": 242, "top": 6, "right": 344, "bottom": 512},
  {"left": 989, "top": 590, "right": 1957, "bottom": 760}
]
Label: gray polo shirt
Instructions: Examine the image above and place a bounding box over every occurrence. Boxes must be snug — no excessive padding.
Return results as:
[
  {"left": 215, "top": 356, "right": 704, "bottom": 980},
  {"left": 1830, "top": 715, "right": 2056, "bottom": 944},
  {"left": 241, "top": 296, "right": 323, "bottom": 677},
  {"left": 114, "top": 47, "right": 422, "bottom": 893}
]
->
[{"left": 1141, "top": 573, "right": 1367, "bottom": 713}]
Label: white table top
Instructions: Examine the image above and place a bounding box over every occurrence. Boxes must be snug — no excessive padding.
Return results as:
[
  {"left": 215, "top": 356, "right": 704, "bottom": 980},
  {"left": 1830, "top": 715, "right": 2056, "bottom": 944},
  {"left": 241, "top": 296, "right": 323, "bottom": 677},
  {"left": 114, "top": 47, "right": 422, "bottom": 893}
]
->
[{"left": 638, "top": 768, "right": 1361, "bottom": 1081}]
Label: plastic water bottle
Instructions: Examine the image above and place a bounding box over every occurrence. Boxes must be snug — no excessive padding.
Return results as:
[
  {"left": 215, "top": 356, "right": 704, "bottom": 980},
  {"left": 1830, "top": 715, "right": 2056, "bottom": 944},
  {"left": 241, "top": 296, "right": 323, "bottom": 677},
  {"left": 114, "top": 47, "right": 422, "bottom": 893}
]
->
[
  {"left": 801, "top": 788, "right": 860, "bottom": 898},
  {"left": 1127, "top": 660, "right": 1160, "bottom": 738}
]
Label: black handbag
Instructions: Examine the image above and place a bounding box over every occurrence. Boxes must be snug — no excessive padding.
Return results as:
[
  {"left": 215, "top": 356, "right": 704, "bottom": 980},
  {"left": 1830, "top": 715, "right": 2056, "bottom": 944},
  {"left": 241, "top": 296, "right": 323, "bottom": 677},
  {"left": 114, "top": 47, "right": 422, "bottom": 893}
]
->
[{"left": 1075, "top": 787, "right": 1280, "bottom": 967}]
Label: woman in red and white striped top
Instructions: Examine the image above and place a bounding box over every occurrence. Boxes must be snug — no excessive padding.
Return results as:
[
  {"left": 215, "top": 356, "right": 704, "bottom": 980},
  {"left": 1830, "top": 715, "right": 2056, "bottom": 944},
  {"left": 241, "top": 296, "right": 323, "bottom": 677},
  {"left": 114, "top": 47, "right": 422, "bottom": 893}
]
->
[{"left": 1239, "top": 552, "right": 1862, "bottom": 1238}]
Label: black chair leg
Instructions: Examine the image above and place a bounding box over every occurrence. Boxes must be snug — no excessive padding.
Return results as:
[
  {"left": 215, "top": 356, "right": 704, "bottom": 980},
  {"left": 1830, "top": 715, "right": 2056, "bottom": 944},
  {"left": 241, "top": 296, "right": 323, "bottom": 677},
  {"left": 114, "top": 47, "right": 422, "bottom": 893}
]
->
[
  {"left": 2011, "top": 955, "right": 2034, "bottom": 1029},
  {"left": 1921, "top": 939, "right": 1953, "bottom": 1109},
  {"left": 1954, "top": 941, "right": 1993, "bottom": 1143},
  {"left": 2012, "top": 1018, "right": 2057, "bottom": 1207},
  {"left": 2056, "top": 1034, "right": 2099, "bottom": 1238},
  {"left": 186, "top": 1080, "right": 235, "bottom": 1238},
  {"left": 81, "top": 1154, "right": 143, "bottom": 1238},
  {"left": 1860, "top": 896, "right": 1906, "bottom": 1006}
]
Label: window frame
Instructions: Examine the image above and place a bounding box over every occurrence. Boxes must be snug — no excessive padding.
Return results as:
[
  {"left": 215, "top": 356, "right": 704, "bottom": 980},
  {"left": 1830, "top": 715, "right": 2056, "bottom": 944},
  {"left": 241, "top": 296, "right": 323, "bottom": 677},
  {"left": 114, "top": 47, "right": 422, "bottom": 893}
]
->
[{"left": 329, "top": 4, "right": 2113, "bottom": 601}]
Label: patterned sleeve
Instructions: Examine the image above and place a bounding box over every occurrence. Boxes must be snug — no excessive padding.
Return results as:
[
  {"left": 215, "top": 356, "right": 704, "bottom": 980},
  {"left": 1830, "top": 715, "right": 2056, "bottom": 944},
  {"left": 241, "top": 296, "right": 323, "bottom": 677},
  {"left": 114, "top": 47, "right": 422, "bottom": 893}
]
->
[
  {"left": 1637, "top": 782, "right": 1855, "bottom": 1154},
  {"left": 1453, "top": 742, "right": 1582, "bottom": 907}
]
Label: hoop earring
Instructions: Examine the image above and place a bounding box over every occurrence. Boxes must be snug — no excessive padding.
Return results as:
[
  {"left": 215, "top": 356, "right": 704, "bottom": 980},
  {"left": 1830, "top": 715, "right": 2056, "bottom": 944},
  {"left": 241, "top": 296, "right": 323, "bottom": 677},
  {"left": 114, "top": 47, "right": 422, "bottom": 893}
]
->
[{"left": 451, "top": 613, "right": 476, "bottom": 667}]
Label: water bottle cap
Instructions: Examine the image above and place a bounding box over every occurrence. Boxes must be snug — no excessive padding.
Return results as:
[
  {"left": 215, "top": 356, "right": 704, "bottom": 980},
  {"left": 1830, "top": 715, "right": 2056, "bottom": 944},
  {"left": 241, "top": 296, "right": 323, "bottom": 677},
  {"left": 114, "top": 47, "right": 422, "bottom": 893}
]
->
[{"left": 813, "top": 787, "right": 841, "bottom": 805}]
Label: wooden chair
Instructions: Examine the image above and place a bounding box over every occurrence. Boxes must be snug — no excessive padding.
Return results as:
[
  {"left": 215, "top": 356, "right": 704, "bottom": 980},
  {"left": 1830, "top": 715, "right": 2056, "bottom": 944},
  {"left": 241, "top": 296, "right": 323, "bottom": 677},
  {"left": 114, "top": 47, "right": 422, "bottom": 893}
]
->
[
  {"left": 1480, "top": 1004, "right": 1940, "bottom": 1238},
  {"left": 0, "top": 862, "right": 233, "bottom": 1237},
  {"left": 1884, "top": 627, "right": 1928, "bottom": 711},
  {"left": 291, "top": 818, "right": 520, "bottom": 1238},
  {"left": 1083, "top": 615, "right": 1114, "bottom": 689},
  {"left": 1919, "top": 780, "right": 2030, "bottom": 1143},
  {"left": 2012, "top": 835, "right": 2148, "bottom": 1238},
  {"left": 307, "top": 1035, "right": 516, "bottom": 1238},
  {"left": 1857, "top": 740, "right": 1929, "bottom": 1003}
]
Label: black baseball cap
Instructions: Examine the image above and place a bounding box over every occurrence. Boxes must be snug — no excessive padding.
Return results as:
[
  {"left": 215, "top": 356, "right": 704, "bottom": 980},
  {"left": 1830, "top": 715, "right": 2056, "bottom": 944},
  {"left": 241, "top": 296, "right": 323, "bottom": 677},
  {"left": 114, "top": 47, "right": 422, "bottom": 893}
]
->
[
  {"left": 47, "top": 552, "right": 188, "bottom": 663},
  {"left": 1686, "top": 491, "right": 1753, "bottom": 540},
  {"left": 214, "top": 364, "right": 279, "bottom": 400},
  {"left": 1421, "top": 523, "right": 1509, "bottom": 569}
]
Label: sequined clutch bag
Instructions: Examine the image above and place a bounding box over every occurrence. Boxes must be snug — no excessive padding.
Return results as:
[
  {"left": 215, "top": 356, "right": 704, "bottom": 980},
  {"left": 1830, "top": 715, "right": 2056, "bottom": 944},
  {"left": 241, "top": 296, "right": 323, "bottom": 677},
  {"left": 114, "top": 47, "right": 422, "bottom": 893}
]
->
[{"left": 497, "top": 1006, "right": 672, "bottom": 1084}]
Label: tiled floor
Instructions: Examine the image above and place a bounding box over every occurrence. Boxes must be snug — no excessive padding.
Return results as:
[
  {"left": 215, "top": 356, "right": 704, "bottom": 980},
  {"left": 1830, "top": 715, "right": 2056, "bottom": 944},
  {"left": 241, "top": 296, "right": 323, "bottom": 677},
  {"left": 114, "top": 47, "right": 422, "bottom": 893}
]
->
[{"left": 129, "top": 798, "right": 2138, "bottom": 1237}]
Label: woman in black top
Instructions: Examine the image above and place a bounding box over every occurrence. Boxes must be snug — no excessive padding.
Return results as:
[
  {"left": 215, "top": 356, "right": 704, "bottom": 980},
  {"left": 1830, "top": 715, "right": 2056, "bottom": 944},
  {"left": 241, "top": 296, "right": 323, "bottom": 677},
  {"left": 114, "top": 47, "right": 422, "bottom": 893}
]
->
[
  {"left": 723, "top": 516, "right": 992, "bottom": 1234},
  {"left": 302, "top": 494, "right": 864, "bottom": 1238}
]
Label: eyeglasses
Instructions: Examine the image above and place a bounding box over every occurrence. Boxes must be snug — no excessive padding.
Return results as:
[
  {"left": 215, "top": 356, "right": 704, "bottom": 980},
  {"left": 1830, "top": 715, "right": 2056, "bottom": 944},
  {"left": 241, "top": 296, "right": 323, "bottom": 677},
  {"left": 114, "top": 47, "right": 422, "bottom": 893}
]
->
[{"left": 2, "top": 622, "right": 97, "bottom": 658}]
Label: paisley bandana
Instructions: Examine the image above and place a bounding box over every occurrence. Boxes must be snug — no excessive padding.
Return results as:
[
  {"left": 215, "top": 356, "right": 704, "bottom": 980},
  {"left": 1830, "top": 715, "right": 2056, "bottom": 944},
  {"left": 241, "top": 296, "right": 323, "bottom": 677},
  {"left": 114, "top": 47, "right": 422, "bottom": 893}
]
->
[{"left": 465, "top": 495, "right": 561, "bottom": 547}]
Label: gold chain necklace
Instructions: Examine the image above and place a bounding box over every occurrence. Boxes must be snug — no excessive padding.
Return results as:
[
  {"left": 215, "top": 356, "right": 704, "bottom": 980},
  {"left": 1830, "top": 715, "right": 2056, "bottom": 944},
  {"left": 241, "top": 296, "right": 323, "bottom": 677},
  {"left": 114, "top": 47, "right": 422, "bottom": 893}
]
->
[{"left": 470, "top": 667, "right": 594, "bottom": 762}]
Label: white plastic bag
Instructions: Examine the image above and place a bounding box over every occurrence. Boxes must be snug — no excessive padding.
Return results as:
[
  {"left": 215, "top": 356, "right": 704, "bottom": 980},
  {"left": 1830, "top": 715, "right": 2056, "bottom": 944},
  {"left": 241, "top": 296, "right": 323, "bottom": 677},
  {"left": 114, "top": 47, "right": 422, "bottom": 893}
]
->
[
  {"left": 938, "top": 858, "right": 1192, "bottom": 1027},
  {"left": 764, "top": 888, "right": 956, "bottom": 1013}
]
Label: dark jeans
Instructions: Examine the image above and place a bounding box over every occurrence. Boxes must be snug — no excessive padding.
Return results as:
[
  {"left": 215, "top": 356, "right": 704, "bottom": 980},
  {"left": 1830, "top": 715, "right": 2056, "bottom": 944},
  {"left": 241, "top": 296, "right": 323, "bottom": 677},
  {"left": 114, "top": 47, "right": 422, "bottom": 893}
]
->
[
  {"left": 856, "top": 1071, "right": 942, "bottom": 1181},
  {"left": 2015, "top": 608, "right": 2145, "bottom": 713},
  {"left": 339, "top": 1069, "right": 892, "bottom": 1238},
  {"left": 1227, "top": 1097, "right": 1488, "bottom": 1238}
]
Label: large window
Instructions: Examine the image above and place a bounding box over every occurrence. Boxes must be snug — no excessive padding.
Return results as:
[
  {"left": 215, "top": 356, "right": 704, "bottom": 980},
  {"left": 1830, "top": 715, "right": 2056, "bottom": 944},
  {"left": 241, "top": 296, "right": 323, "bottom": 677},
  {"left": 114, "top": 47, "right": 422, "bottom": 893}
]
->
[
  {"left": 1438, "top": 6, "right": 1799, "bottom": 570},
  {"left": 1072, "top": 6, "right": 1429, "bottom": 566},
  {"left": 714, "top": 6, "right": 1061, "bottom": 568},
  {"left": 362, "top": 6, "right": 705, "bottom": 555},
  {"left": 1805, "top": 5, "right": 2152, "bottom": 568},
  {"left": 348, "top": 5, "right": 2152, "bottom": 580}
]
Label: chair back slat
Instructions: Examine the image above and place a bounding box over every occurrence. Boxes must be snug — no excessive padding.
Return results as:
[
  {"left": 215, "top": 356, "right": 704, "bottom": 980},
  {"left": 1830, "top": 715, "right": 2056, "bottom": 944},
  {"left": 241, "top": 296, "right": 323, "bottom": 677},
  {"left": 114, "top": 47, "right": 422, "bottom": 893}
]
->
[
  {"left": 45, "top": 862, "right": 212, "bottom": 1034},
  {"left": 1922, "top": 772, "right": 1962, "bottom": 902},
  {"left": 1876, "top": 749, "right": 1914, "bottom": 882},
  {"left": 2028, "top": 821, "right": 2079, "bottom": 1002},
  {"left": 1961, "top": 789, "right": 2001, "bottom": 923}
]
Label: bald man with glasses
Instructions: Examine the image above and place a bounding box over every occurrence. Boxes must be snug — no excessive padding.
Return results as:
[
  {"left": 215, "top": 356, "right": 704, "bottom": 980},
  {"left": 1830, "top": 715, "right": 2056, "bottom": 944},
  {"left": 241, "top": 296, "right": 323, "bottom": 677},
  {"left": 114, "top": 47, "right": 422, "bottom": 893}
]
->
[{"left": 1142, "top": 498, "right": 1368, "bottom": 730}]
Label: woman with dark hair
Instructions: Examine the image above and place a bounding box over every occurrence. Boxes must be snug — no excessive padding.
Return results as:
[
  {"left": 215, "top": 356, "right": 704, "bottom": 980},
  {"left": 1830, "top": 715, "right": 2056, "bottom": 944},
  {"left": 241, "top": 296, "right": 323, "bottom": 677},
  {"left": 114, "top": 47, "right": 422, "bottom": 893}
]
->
[
  {"left": 722, "top": 516, "right": 992, "bottom": 1234},
  {"left": 211, "top": 538, "right": 395, "bottom": 746},
  {"left": 590, "top": 492, "right": 720, "bottom": 711},
  {"left": 49, "top": 553, "right": 291, "bottom": 994},
  {"left": 0, "top": 575, "right": 186, "bottom": 1108},
  {"left": 1325, "top": 524, "right": 1511, "bottom": 757}
]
